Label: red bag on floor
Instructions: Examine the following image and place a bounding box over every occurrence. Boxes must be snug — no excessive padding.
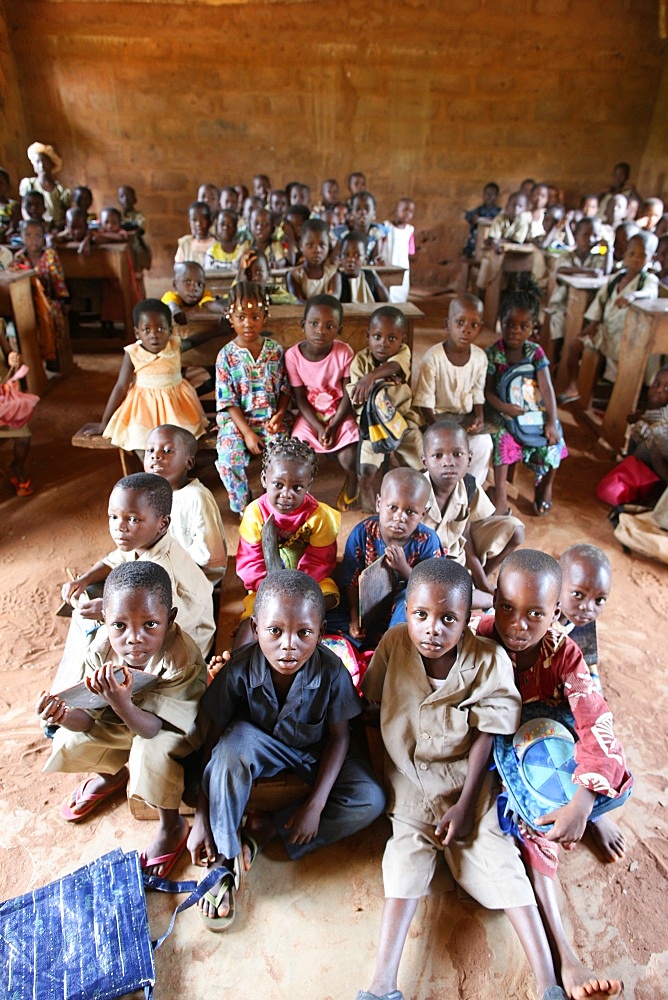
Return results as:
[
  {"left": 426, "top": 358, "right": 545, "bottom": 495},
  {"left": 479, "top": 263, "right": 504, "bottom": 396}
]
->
[{"left": 596, "top": 455, "right": 661, "bottom": 506}]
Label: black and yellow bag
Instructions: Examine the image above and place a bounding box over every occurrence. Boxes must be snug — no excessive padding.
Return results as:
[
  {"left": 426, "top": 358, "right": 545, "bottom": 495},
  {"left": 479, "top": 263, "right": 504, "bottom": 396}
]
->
[{"left": 360, "top": 381, "right": 408, "bottom": 453}]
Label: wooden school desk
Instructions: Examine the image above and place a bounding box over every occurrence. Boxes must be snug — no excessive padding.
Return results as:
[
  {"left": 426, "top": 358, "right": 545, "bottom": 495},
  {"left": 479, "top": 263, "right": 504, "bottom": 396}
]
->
[
  {"left": 59, "top": 242, "right": 136, "bottom": 341},
  {"left": 203, "top": 265, "right": 407, "bottom": 298},
  {"left": 0, "top": 270, "right": 48, "bottom": 395},
  {"left": 598, "top": 299, "right": 668, "bottom": 452},
  {"left": 482, "top": 243, "right": 534, "bottom": 330},
  {"left": 180, "top": 301, "right": 424, "bottom": 367},
  {"left": 553, "top": 273, "right": 608, "bottom": 394}
]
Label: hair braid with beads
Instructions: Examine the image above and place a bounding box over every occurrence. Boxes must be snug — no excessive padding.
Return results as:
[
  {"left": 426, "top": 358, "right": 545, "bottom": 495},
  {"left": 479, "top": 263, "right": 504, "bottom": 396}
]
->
[{"left": 262, "top": 437, "right": 318, "bottom": 481}]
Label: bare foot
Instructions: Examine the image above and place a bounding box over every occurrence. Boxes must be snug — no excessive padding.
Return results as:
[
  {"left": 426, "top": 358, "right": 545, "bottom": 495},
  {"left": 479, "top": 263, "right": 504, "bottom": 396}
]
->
[
  {"left": 244, "top": 808, "right": 278, "bottom": 863},
  {"left": 198, "top": 855, "right": 238, "bottom": 919},
  {"left": 141, "top": 814, "right": 189, "bottom": 877},
  {"left": 562, "top": 958, "right": 622, "bottom": 999},
  {"left": 207, "top": 650, "right": 230, "bottom": 684},
  {"left": 587, "top": 816, "right": 627, "bottom": 863}
]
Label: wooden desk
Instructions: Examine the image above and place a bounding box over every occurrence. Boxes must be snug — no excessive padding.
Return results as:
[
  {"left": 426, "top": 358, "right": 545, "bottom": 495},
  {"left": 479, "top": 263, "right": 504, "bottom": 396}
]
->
[
  {"left": 59, "top": 243, "right": 136, "bottom": 342},
  {"left": 458, "top": 219, "right": 493, "bottom": 294},
  {"left": 204, "top": 264, "right": 406, "bottom": 297},
  {"left": 554, "top": 274, "right": 608, "bottom": 394},
  {"left": 599, "top": 299, "right": 668, "bottom": 451},
  {"left": 181, "top": 301, "right": 424, "bottom": 367},
  {"left": 0, "top": 270, "right": 47, "bottom": 395},
  {"left": 483, "top": 243, "right": 534, "bottom": 330}
]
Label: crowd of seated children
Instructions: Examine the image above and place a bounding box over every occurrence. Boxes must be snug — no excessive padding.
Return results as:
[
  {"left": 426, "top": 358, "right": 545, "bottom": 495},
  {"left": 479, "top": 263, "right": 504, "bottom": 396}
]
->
[
  {"left": 348, "top": 305, "right": 422, "bottom": 511},
  {"left": 338, "top": 232, "right": 389, "bottom": 303},
  {"left": 546, "top": 217, "right": 609, "bottom": 347},
  {"left": 414, "top": 292, "right": 492, "bottom": 486}
]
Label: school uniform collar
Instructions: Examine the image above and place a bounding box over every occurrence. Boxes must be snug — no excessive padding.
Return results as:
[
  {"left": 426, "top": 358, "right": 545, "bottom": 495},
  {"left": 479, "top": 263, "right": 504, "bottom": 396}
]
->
[{"left": 247, "top": 643, "right": 323, "bottom": 694}]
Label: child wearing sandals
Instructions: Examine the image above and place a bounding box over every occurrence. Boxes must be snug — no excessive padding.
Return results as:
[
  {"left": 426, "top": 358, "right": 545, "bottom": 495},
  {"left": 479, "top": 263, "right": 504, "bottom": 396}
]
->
[
  {"left": 285, "top": 294, "right": 360, "bottom": 511},
  {"left": 235, "top": 438, "right": 340, "bottom": 645},
  {"left": 485, "top": 289, "right": 566, "bottom": 517},
  {"left": 475, "top": 549, "right": 630, "bottom": 999},
  {"left": 38, "top": 561, "right": 207, "bottom": 878},
  {"left": 357, "top": 558, "right": 573, "bottom": 1000},
  {"left": 187, "top": 570, "right": 385, "bottom": 931}
]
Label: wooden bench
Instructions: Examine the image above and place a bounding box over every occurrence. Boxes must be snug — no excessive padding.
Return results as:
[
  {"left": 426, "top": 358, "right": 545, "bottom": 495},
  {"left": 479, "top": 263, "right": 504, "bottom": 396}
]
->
[
  {"left": 71, "top": 422, "right": 217, "bottom": 473},
  {"left": 0, "top": 270, "right": 48, "bottom": 395}
]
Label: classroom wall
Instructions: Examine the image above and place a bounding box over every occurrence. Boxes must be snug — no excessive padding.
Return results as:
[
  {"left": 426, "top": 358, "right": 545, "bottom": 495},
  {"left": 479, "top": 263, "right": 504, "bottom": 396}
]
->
[
  {"left": 0, "top": 0, "right": 28, "bottom": 177},
  {"left": 639, "top": 48, "right": 668, "bottom": 201},
  {"left": 5, "top": 0, "right": 667, "bottom": 284}
]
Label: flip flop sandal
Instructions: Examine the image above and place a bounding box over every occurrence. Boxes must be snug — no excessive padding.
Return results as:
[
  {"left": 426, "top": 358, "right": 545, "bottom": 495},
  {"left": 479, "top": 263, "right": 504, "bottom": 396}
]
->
[
  {"left": 199, "top": 862, "right": 241, "bottom": 932},
  {"left": 336, "top": 480, "right": 359, "bottom": 512},
  {"left": 355, "top": 992, "right": 404, "bottom": 1000},
  {"left": 9, "top": 476, "right": 33, "bottom": 497},
  {"left": 241, "top": 831, "right": 260, "bottom": 872},
  {"left": 557, "top": 392, "right": 580, "bottom": 405},
  {"left": 140, "top": 826, "right": 190, "bottom": 879},
  {"left": 60, "top": 776, "right": 127, "bottom": 822},
  {"left": 533, "top": 498, "right": 553, "bottom": 517}
]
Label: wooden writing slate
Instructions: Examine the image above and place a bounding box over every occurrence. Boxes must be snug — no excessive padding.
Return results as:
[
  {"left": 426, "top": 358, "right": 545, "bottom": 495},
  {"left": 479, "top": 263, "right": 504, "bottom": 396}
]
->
[
  {"left": 359, "top": 556, "right": 394, "bottom": 631},
  {"left": 53, "top": 668, "right": 159, "bottom": 709}
]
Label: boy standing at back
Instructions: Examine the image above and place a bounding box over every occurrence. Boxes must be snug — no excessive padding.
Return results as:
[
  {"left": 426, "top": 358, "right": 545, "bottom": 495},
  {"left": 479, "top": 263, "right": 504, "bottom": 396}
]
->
[
  {"left": 476, "top": 549, "right": 629, "bottom": 999},
  {"left": 348, "top": 306, "right": 423, "bottom": 511},
  {"left": 414, "top": 293, "right": 492, "bottom": 485},
  {"left": 357, "top": 558, "right": 571, "bottom": 1000},
  {"left": 422, "top": 420, "right": 524, "bottom": 609}
]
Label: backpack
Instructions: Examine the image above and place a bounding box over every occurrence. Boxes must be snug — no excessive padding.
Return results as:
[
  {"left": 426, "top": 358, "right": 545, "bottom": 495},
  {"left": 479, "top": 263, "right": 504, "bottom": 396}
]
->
[
  {"left": 360, "top": 380, "right": 408, "bottom": 453},
  {"left": 496, "top": 360, "right": 561, "bottom": 449},
  {"left": 493, "top": 712, "right": 632, "bottom": 832}
]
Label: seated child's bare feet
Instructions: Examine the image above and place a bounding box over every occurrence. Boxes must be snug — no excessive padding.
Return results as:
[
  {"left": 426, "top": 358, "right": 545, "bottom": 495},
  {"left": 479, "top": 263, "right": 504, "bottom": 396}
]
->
[
  {"left": 140, "top": 813, "right": 189, "bottom": 877},
  {"left": 60, "top": 767, "right": 129, "bottom": 820},
  {"left": 207, "top": 650, "right": 230, "bottom": 685},
  {"left": 586, "top": 815, "right": 627, "bottom": 863},
  {"left": 561, "top": 957, "right": 622, "bottom": 999}
]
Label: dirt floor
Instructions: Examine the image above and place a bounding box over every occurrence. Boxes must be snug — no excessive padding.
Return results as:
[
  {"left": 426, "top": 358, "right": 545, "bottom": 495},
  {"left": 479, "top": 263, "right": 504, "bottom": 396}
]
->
[{"left": 1, "top": 295, "right": 667, "bottom": 1000}]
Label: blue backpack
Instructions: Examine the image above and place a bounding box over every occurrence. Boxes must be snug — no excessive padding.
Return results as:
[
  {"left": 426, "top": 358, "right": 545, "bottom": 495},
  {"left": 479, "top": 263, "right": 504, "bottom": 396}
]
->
[{"left": 496, "top": 360, "right": 561, "bottom": 449}]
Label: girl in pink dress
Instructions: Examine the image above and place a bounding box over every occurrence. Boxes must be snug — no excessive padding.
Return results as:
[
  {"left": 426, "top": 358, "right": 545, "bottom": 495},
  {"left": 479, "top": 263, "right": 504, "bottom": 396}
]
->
[{"left": 285, "top": 294, "right": 359, "bottom": 511}]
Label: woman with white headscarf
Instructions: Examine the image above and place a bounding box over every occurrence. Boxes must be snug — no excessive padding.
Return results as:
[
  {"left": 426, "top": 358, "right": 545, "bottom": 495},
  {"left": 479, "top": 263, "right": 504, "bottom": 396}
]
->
[{"left": 19, "top": 142, "right": 72, "bottom": 227}]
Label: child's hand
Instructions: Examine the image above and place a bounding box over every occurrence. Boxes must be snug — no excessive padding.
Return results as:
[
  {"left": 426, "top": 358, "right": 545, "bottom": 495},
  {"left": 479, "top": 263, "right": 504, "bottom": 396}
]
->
[
  {"left": 265, "top": 413, "right": 284, "bottom": 435},
  {"left": 81, "top": 423, "right": 104, "bottom": 437},
  {"left": 627, "top": 410, "right": 642, "bottom": 425},
  {"left": 173, "top": 310, "right": 188, "bottom": 326},
  {"left": 243, "top": 429, "right": 264, "bottom": 455},
  {"left": 320, "top": 424, "right": 336, "bottom": 449},
  {"left": 374, "top": 254, "right": 386, "bottom": 266},
  {"left": 62, "top": 578, "right": 86, "bottom": 604},
  {"left": 534, "top": 791, "right": 594, "bottom": 846},
  {"left": 7, "top": 351, "right": 21, "bottom": 368},
  {"left": 466, "top": 416, "right": 484, "bottom": 435},
  {"left": 545, "top": 419, "right": 560, "bottom": 445},
  {"left": 284, "top": 799, "right": 323, "bottom": 845},
  {"left": 76, "top": 596, "right": 104, "bottom": 621},
  {"left": 207, "top": 650, "right": 230, "bottom": 685},
  {"left": 383, "top": 544, "right": 411, "bottom": 579},
  {"left": 349, "top": 619, "right": 365, "bottom": 640},
  {"left": 36, "top": 690, "right": 68, "bottom": 725},
  {"left": 359, "top": 696, "right": 380, "bottom": 727},
  {"left": 187, "top": 811, "right": 218, "bottom": 867},
  {"left": 614, "top": 295, "right": 633, "bottom": 309},
  {"left": 86, "top": 662, "right": 133, "bottom": 707},
  {"left": 435, "top": 801, "right": 474, "bottom": 846},
  {"left": 350, "top": 373, "right": 376, "bottom": 406},
  {"left": 502, "top": 403, "right": 525, "bottom": 418}
]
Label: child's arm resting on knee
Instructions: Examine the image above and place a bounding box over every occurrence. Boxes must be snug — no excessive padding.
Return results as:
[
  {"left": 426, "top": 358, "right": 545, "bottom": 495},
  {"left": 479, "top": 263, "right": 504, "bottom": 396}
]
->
[
  {"left": 36, "top": 691, "right": 93, "bottom": 733},
  {"left": 435, "top": 729, "right": 493, "bottom": 845},
  {"left": 284, "top": 719, "right": 350, "bottom": 846},
  {"left": 86, "top": 663, "right": 162, "bottom": 739},
  {"left": 265, "top": 390, "right": 293, "bottom": 434},
  {"left": 534, "top": 786, "right": 596, "bottom": 847},
  {"left": 225, "top": 404, "right": 264, "bottom": 455}
]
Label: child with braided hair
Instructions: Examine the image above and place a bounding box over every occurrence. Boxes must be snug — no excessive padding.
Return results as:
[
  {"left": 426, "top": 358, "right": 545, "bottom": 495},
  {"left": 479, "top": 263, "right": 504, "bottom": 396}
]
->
[
  {"left": 215, "top": 281, "right": 293, "bottom": 513},
  {"left": 235, "top": 438, "right": 340, "bottom": 645}
]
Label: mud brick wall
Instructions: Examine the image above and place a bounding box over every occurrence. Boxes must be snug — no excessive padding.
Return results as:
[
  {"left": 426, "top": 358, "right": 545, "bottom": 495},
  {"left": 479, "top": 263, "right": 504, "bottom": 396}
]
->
[{"left": 3, "top": 0, "right": 666, "bottom": 285}]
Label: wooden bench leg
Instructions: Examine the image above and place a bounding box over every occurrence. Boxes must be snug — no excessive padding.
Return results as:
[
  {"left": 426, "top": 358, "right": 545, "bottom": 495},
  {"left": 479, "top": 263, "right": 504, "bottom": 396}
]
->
[{"left": 577, "top": 348, "right": 601, "bottom": 410}]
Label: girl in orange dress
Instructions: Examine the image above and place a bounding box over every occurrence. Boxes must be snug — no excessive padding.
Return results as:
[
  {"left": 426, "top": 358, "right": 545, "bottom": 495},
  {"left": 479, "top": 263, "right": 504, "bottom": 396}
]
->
[{"left": 89, "top": 299, "right": 207, "bottom": 454}]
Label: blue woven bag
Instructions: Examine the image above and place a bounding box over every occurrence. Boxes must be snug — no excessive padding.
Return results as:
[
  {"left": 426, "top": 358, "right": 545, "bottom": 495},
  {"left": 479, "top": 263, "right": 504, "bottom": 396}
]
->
[{"left": 0, "top": 848, "right": 225, "bottom": 1000}]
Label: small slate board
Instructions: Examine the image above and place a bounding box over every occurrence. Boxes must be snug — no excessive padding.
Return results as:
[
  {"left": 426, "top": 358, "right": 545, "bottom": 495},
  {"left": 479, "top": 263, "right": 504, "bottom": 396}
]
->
[
  {"left": 359, "top": 556, "right": 394, "bottom": 630},
  {"left": 53, "top": 668, "right": 159, "bottom": 709}
]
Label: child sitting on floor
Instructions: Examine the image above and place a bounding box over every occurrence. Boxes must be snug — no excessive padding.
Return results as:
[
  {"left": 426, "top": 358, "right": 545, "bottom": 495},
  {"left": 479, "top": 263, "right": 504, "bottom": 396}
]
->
[
  {"left": 144, "top": 424, "right": 228, "bottom": 585},
  {"left": 383, "top": 197, "right": 415, "bottom": 303},
  {"left": 414, "top": 292, "right": 492, "bottom": 486},
  {"left": 328, "top": 467, "right": 443, "bottom": 647},
  {"left": 39, "top": 561, "right": 207, "bottom": 877},
  {"left": 175, "top": 201, "right": 216, "bottom": 265},
  {"left": 422, "top": 420, "right": 524, "bottom": 609},
  {"left": 187, "top": 569, "right": 385, "bottom": 931},
  {"left": 215, "top": 281, "right": 292, "bottom": 514},
  {"left": 560, "top": 231, "right": 660, "bottom": 399},
  {"left": 337, "top": 231, "right": 389, "bottom": 303},
  {"left": 58, "top": 473, "right": 215, "bottom": 676},
  {"left": 287, "top": 219, "right": 340, "bottom": 302},
  {"left": 87, "top": 299, "right": 208, "bottom": 453},
  {"left": 235, "top": 438, "right": 340, "bottom": 644},
  {"left": 475, "top": 549, "right": 630, "bottom": 999},
  {"left": 285, "top": 294, "right": 359, "bottom": 511},
  {"left": 485, "top": 289, "right": 566, "bottom": 517},
  {"left": 348, "top": 306, "right": 423, "bottom": 511},
  {"left": 358, "top": 557, "right": 571, "bottom": 1000},
  {"left": 626, "top": 364, "right": 668, "bottom": 483}
]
